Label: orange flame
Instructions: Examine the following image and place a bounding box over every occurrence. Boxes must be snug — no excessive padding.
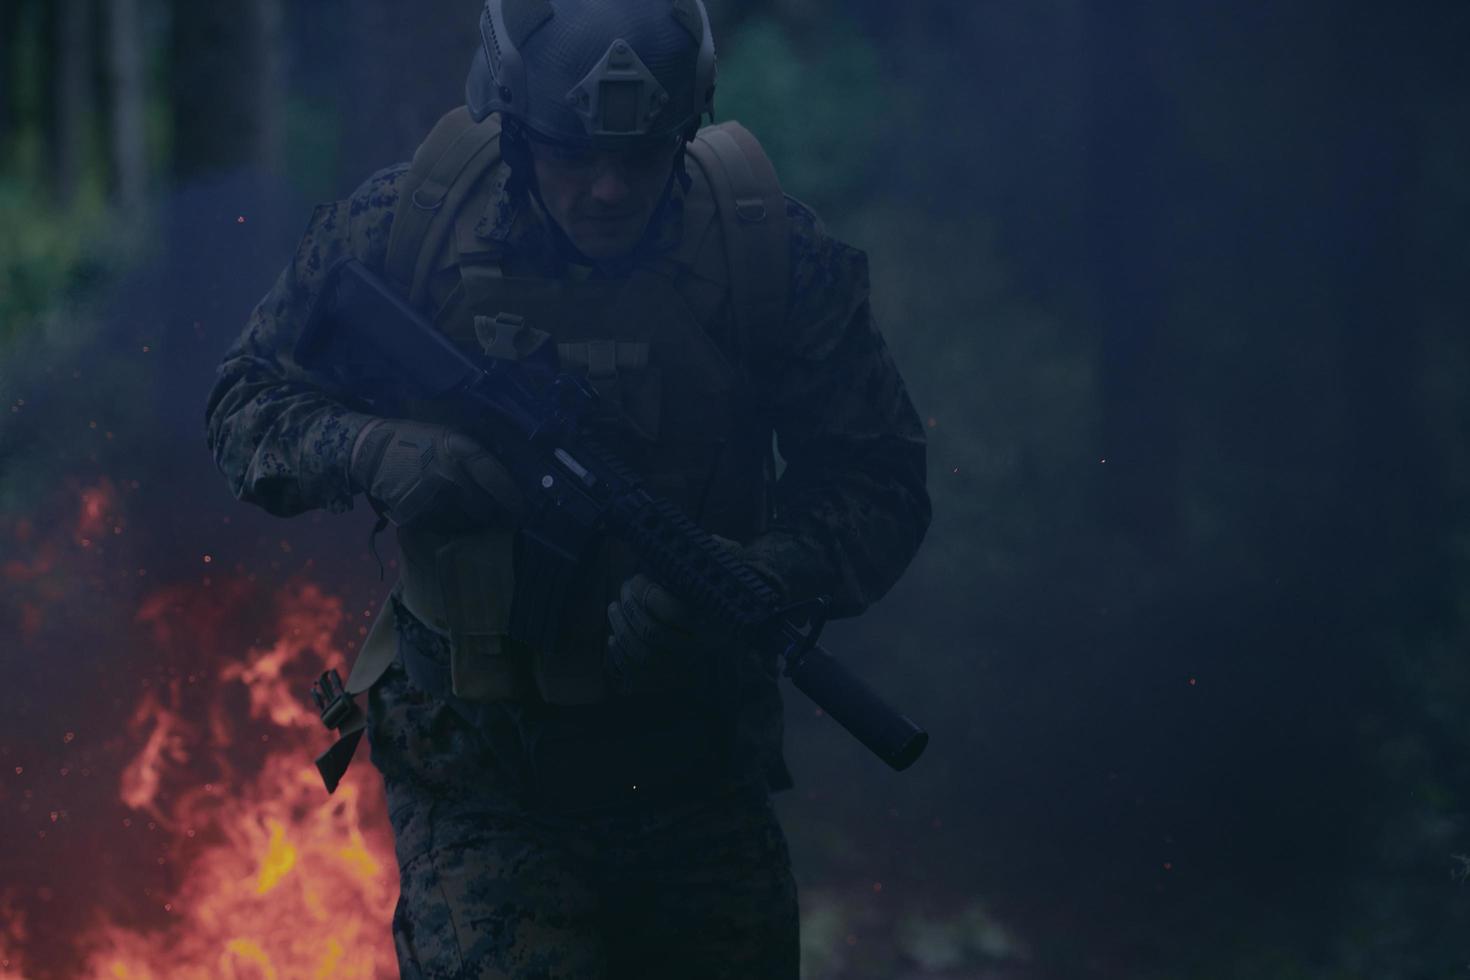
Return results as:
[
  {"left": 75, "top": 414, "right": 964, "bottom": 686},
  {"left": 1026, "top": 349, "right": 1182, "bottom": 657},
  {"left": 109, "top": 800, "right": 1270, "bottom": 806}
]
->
[
  {"left": 119, "top": 690, "right": 191, "bottom": 817},
  {"left": 217, "top": 583, "right": 349, "bottom": 731},
  {"left": 88, "top": 756, "right": 396, "bottom": 978},
  {"left": 3, "top": 480, "right": 125, "bottom": 640},
  {"left": 83, "top": 580, "right": 398, "bottom": 978},
  {"left": 0, "top": 892, "right": 28, "bottom": 980},
  {"left": 4, "top": 517, "right": 63, "bottom": 638}
]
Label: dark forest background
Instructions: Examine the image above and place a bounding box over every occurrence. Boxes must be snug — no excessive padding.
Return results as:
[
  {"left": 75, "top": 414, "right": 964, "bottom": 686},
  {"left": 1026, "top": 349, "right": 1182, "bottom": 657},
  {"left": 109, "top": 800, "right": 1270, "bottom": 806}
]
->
[{"left": 2, "top": 0, "right": 1469, "bottom": 977}]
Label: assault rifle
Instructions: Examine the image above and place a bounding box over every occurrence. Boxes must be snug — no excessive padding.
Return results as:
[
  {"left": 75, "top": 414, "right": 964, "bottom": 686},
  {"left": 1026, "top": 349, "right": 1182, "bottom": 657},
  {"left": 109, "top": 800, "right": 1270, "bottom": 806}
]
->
[{"left": 297, "top": 259, "right": 927, "bottom": 771}]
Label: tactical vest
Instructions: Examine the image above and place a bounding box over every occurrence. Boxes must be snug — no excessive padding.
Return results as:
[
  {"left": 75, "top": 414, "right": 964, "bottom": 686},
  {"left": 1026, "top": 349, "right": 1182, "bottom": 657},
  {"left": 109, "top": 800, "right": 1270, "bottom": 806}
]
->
[{"left": 340, "top": 108, "right": 790, "bottom": 716}]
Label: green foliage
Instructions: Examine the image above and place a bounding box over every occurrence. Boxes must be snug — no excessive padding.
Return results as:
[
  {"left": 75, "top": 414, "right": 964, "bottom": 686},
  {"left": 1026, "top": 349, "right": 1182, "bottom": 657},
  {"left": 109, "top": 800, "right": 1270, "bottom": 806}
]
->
[
  {"left": 897, "top": 903, "right": 1027, "bottom": 971},
  {"left": 0, "top": 178, "right": 114, "bottom": 349},
  {"left": 797, "top": 889, "right": 1028, "bottom": 979},
  {"left": 0, "top": 0, "right": 168, "bottom": 352},
  {"left": 283, "top": 98, "right": 345, "bottom": 203},
  {"left": 713, "top": 17, "right": 888, "bottom": 210},
  {"left": 0, "top": 177, "right": 156, "bottom": 519}
]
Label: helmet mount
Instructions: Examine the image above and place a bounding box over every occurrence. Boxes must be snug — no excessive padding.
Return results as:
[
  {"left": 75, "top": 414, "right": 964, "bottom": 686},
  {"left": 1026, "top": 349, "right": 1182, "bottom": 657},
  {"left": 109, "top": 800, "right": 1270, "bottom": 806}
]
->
[
  {"left": 567, "top": 40, "right": 671, "bottom": 140},
  {"left": 466, "top": 0, "right": 717, "bottom": 149}
]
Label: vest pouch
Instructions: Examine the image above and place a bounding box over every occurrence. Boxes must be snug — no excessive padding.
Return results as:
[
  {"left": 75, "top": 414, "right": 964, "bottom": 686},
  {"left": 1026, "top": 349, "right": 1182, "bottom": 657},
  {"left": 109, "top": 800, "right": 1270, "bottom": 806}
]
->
[
  {"left": 397, "top": 524, "right": 531, "bottom": 703},
  {"left": 557, "top": 339, "right": 662, "bottom": 442}
]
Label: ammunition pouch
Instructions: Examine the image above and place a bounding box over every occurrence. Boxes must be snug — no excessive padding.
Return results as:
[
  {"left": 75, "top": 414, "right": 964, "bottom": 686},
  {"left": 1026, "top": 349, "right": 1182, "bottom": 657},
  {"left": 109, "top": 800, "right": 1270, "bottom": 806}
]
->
[
  {"left": 391, "top": 594, "right": 743, "bottom": 814},
  {"left": 397, "top": 524, "right": 533, "bottom": 702}
]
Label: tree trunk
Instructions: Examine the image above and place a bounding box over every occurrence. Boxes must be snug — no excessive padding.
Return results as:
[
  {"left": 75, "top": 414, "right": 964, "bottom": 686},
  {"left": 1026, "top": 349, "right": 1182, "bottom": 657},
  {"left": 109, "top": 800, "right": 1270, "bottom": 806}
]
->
[
  {"left": 170, "top": 0, "right": 279, "bottom": 179},
  {"left": 339, "top": 0, "right": 474, "bottom": 186},
  {"left": 256, "top": 0, "right": 285, "bottom": 174},
  {"left": 0, "top": 0, "right": 21, "bottom": 147},
  {"left": 105, "top": 0, "right": 148, "bottom": 212},
  {"left": 54, "top": 0, "right": 93, "bottom": 205}
]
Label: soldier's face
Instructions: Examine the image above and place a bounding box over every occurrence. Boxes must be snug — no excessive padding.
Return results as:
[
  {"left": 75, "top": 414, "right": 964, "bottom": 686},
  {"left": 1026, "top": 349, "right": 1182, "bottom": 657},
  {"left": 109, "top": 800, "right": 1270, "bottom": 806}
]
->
[{"left": 530, "top": 135, "right": 683, "bottom": 260}]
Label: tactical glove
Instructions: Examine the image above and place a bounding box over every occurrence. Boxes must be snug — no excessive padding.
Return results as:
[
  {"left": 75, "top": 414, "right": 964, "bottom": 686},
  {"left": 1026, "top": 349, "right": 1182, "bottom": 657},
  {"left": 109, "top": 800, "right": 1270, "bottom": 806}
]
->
[
  {"left": 349, "top": 419, "right": 523, "bottom": 530},
  {"left": 605, "top": 572, "right": 713, "bottom": 696},
  {"left": 605, "top": 536, "right": 780, "bottom": 696}
]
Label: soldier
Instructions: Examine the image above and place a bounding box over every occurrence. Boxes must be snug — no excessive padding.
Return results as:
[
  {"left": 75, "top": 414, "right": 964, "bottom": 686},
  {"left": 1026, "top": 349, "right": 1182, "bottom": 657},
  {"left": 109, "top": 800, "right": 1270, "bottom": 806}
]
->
[{"left": 205, "top": 0, "right": 929, "bottom": 976}]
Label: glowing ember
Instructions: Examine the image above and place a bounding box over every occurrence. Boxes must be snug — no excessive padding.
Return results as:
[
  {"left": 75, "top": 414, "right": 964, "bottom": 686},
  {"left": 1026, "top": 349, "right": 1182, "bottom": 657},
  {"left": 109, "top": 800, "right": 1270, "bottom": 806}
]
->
[{"left": 77, "top": 482, "right": 118, "bottom": 540}]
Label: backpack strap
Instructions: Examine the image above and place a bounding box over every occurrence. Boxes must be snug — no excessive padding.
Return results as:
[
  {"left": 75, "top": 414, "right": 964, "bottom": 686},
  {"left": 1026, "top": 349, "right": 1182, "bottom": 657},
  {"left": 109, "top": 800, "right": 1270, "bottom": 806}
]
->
[
  {"left": 386, "top": 107, "right": 503, "bottom": 308},
  {"left": 311, "top": 583, "right": 401, "bottom": 794},
  {"left": 686, "top": 122, "right": 790, "bottom": 363}
]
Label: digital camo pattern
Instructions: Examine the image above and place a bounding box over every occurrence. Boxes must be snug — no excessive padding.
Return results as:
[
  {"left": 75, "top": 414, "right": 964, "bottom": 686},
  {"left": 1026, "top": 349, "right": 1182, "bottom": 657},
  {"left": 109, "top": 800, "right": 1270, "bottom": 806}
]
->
[
  {"left": 369, "top": 626, "right": 799, "bottom": 979},
  {"left": 205, "top": 164, "right": 930, "bottom": 601},
  {"left": 205, "top": 164, "right": 408, "bottom": 518},
  {"left": 206, "top": 126, "right": 927, "bottom": 979},
  {"left": 743, "top": 197, "right": 931, "bottom": 617}
]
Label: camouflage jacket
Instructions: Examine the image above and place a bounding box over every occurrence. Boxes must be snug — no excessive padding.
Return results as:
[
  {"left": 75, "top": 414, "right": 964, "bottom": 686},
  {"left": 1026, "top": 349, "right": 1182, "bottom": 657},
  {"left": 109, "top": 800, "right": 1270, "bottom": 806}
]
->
[{"left": 205, "top": 157, "right": 931, "bottom": 622}]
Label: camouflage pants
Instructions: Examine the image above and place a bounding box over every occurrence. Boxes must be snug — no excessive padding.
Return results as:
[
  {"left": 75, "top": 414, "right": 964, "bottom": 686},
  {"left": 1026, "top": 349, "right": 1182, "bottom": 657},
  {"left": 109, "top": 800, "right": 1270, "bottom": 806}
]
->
[{"left": 366, "top": 634, "right": 799, "bottom": 979}]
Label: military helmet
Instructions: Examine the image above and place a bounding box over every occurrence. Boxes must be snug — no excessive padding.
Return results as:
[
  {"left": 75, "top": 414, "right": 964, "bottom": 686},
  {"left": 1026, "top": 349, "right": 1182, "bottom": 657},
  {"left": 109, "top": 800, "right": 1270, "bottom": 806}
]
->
[{"left": 466, "top": 0, "right": 717, "bottom": 148}]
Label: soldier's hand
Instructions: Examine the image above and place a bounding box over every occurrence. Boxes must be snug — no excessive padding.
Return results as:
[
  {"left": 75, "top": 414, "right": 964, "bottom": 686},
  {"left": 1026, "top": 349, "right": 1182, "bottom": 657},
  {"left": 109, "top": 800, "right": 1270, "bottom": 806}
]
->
[
  {"left": 349, "top": 418, "right": 524, "bottom": 530},
  {"left": 604, "top": 535, "right": 768, "bottom": 696},
  {"left": 605, "top": 572, "right": 713, "bottom": 696}
]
